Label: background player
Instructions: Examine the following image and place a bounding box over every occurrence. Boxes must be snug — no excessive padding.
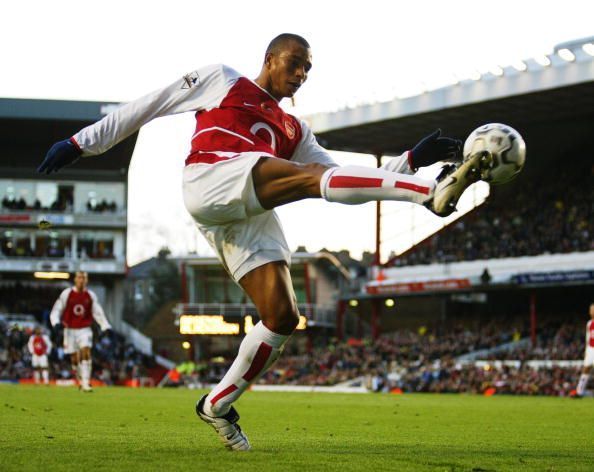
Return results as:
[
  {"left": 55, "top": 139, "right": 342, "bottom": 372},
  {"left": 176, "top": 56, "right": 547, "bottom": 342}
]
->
[
  {"left": 37, "top": 34, "right": 491, "bottom": 448},
  {"left": 27, "top": 327, "right": 52, "bottom": 385},
  {"left": 50, "top": 271, "right": 111, "bottom": 392},
  {"left": 575, "top": 303, "right": 594, "bottom": 397}
]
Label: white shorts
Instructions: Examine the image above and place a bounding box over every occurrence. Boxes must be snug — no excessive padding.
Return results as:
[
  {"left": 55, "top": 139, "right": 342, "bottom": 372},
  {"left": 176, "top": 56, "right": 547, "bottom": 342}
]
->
[
  {"left": 585, "top": 347, "right": 594, "bottom": 367},
  {"left": 182, "top": 152, "right": 291, "bottom": 282},
  {"left": 63, "top": 327, "right": 93, "bottom": 354},
  {"left": 31, "top": 354, "right": 48, "bottom": 368}
]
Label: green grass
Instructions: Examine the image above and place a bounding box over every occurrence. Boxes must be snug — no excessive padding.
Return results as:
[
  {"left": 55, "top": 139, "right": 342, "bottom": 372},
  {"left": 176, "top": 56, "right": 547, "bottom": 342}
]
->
[{"left": 1, "top": 385, "right": 593, "bottom": 471}]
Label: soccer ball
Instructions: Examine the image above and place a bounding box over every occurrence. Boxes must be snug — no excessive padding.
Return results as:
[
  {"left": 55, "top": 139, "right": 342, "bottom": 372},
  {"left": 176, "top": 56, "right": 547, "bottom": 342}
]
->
[{"left": 463, "top": 123, "right": 526, "bottom": 185}]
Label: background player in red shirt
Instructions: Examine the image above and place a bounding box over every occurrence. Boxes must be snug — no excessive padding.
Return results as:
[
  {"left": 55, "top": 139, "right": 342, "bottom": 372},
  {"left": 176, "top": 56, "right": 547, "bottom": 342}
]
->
[
  {"left": 576, "top": 303, "right": 594, "bottom": 397},
  {"left": 50, "top": 271, "right": 111, "bottom": 392},
  {"left": 27, "top": 327, "right": 52, "bottom": 385},
  {"left": 38, "top": 34, "right": 492, "bottom": 449}
]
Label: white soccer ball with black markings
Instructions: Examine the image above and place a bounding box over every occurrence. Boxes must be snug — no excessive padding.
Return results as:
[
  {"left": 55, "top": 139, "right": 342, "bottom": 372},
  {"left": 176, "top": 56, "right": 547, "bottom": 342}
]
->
[{"left": 463, "top": 123, "right": 526, "bottom": 185}]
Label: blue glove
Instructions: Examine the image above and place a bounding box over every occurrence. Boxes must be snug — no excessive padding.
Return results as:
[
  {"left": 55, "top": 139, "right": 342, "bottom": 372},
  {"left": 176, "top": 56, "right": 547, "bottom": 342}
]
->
[
  {"left": 410, "top": 129, "right": 462, "bottom": 169},
  {"left": 37, "top": 139, "right": 82, "bottom": 174}
]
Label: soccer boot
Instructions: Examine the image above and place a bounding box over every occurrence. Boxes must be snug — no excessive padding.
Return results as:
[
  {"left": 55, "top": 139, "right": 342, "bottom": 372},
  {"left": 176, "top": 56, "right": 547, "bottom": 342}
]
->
[
  {"left": 426, "top": 150, "right": 493, "bottom": 217},
  {"left": 81, "top": 385, "right": 93, "bottom": 393},
  {"left": 196, "top": 395, "right": 251, "bottom": 451}
]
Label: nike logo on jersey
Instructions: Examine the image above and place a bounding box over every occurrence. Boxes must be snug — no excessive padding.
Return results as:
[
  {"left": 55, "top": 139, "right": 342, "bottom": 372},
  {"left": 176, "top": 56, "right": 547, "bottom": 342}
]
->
[{"left": 243, "top": 102, "right": 256, "bottom": 107}]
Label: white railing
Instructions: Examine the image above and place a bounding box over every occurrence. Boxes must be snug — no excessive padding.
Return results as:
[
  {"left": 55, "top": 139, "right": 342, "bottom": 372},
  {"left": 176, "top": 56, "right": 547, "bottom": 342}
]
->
[{"left": 174, "top": 302, "right": 336, "bottom": 327}]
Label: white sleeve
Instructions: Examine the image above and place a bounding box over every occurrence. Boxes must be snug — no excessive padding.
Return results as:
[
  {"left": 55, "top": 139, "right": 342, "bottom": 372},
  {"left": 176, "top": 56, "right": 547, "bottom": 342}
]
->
[
  {"left": 49, "top": 289, "right": 70, "bottom": 327},
  {"left": 89, "top": 290, "right": 112, "bottom": 331},
  {"left": 27, "top": 336, "right": 34, "bottom": 355},
  {"left": 381, "top": 151, "right": 414, "bottom": 175},
  {"left": 44, "top": 335, "right": 52, "bottom": 355},
  {"left": 290, "top": 119, "right": 338, "bottom": 167},
  {"left": 73, "top": 64, "right": 238, "bottom": 156}
]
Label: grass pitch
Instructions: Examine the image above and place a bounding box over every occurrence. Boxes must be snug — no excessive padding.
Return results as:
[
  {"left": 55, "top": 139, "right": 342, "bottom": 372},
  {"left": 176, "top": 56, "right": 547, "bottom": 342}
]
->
[{"left": 1, "top": 385, "right": 593, "bottom": 471}]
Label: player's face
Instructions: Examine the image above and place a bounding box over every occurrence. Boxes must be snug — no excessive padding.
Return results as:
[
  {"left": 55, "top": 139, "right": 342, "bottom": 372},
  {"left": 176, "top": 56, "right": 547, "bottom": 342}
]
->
[
  {"left": 74, "top": 272, "right": 88, "bottom": 290},
  {"left": 267, "top": 42, "right": 312, "bottom": 99},
  {"left": 590, "top": 304, "right": 594, "bottom": 318}
]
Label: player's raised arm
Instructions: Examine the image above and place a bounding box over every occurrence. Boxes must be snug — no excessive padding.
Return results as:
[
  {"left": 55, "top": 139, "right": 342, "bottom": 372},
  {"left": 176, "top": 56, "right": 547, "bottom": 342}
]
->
[
  {"left": 89, "top": 291, "right": 112, "bottom": 332},
  {"left": 37, "top": 64, "right": 234, "bottom": 174}
]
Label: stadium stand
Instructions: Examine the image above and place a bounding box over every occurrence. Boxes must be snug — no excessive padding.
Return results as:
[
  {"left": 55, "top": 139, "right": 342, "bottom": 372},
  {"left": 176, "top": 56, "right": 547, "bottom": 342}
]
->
[{"left": 393, "top": 159, "right": 593, "bottom": 266}]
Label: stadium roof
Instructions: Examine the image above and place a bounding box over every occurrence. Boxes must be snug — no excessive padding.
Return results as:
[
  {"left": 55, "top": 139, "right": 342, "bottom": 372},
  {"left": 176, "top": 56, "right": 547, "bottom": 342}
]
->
[
  {"left": 0, "top": 98, "right": 137, "bottom": 182},
  {"left": 307, "top": 37, "right": 594, "bottom": 160}
]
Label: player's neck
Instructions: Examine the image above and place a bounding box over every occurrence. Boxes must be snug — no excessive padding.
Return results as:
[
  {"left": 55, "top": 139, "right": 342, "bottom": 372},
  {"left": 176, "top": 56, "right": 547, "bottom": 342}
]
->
[{"left": 253, "top": 75, "right": 281, "bottom": 102}]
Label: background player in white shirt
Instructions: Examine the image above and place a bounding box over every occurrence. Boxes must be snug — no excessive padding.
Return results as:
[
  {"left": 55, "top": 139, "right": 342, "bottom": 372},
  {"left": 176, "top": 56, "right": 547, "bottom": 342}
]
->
[
  {"left": 38, "top": 34, "right": 492, "bottom": 449},
  {"left": 50, "top": 271, "right": 111, "bottom": 392},
  {"left": 27, "top": 327, "right": 52, "bottom": 385},
  {"left": 576, "top": 303, "right": 594, "bottom": 397}
]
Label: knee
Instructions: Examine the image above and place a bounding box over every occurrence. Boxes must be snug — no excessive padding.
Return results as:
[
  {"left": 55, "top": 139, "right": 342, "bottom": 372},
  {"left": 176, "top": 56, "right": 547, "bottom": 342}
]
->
[
  {"left": 300, "top": 163, "right": 330, "bottom": 197},
  {"left": 261, "top": 301, "right": 299, "bottom": 335}
]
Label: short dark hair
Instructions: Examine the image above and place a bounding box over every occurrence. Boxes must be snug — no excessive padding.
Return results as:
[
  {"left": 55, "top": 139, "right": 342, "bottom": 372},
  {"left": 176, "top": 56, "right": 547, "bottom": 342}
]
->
[{"left": 266, "top": 33, "right": 310, "bottom": 55}]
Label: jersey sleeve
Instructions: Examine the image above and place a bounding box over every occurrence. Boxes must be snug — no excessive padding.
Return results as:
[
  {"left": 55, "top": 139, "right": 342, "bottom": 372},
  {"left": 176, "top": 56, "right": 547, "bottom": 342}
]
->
[
  {"left": 89, "top": 290, "right": 112, "bottom": 331},
  {"left": 27, "top": 336, "right": 34, "bottom": 355},
  {"left": 44, "top": 335, "right": 52, "bottom": 354},
  {"left": 72, "top": 64, "right": 238, "bottom": 156},
  {"left": 290, "top": 119, "right": 338, "bottom": 167},
  {"left": 49, "top": 289, "right": 69, "bottom": 327}
]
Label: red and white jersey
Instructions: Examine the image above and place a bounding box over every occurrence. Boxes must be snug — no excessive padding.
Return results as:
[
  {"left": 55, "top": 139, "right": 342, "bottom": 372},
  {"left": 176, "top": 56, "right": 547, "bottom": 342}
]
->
[
  {"left": 50, "top": 287, "right": 111, "bottom": 331},
  {"left": 28, "top": 334, "right": 51, "bottom": 356},
  {"left": 72, "top": 64, "right": 336, "bottom": 167},
  {"left": 587, "top": 320, "right": 594, "bottom": 348}
]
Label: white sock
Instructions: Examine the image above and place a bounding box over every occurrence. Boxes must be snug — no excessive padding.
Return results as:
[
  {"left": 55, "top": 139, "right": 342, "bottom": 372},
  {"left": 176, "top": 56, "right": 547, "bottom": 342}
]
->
[
  {"left": 81, "top": 360, "right": 92, "bottom": 388},
  {"left": 320, "top": 165, "right": 435, "bottom": 206},
  {"left": 42, "top": 370, "right": 49, "bottom": 384},
  {"left": 380, "top": 151, "right": 415, "bottom": 175},
  {"left": 577, "top": 373, "right": 590, "bottom": 395},
  {"left": 34, "top": 371, "right": 40, "bottom": 384},
  {"left": 204, "top": 322, "right": 289, "bottom": 417}
]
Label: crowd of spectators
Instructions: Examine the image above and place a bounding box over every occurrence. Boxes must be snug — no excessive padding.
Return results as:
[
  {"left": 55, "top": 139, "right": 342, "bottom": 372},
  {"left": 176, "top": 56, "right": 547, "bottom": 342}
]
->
[
  {"left": 251, "top": 319, "right": 586, "bottom": 396},
  {"left": 2, "top": 196, "right": 72, "bottom": 213},
  {"left": 393, "top": 162, "right": 593, "bottom": 266},
  {"left": 479, "top": 322, "right": 584, "bottom": 361},
  {"left": 0, "top": 317, "right": 156, "bottom": 385},
  {"left": 86, "top": 199, "right": 118, "bottom": 213},
  {"left": 1, "top": 195, "right": 119, "bottom": 214}
]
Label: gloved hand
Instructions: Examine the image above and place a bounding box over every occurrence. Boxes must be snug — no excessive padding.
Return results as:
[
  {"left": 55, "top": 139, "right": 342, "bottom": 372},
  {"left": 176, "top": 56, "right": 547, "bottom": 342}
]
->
[
  {"left": 37, "top": 139, "right": 82, "bottom": 174},
  {"left": 410, "top": 129, "right": 462, "bottom": 170}
]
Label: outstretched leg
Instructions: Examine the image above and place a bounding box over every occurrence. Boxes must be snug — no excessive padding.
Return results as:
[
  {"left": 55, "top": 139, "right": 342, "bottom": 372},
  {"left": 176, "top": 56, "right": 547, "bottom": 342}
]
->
[{"left": 251, "top": 151, "right": 490, "bottom": 216}]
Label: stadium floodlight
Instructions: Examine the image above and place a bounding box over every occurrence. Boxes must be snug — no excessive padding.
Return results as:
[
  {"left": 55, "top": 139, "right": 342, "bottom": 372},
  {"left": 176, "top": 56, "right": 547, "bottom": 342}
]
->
[
  {"left": 557, "top": 48, "right": 575, "bottom": 62},
  {"left": 534, "top": 55, "right": 551, "bottom": 67},
  {"left": 34, "top": 271, "right": 70, "bottom": 279},
  {"left": 182, "top": 341, "right": 191, "bottom": 349},
  {"left": 349, "top": 299, "right": 359, "bottom": 307},
  {"left": 512, "top": 60, "right": 527, "bottom": 72},
  {"left": 582, "top": 43, "right": 594, "bottom": 56},
  {"left": 385, "top": 298, "right": 395, "bottom": 308},
  {"left": 489, "top": 66, "right": 504, "bottom": 77}
]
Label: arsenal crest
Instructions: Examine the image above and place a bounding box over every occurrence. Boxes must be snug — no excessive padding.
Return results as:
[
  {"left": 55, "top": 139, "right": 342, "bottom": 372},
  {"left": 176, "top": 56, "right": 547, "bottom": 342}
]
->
[{"left": 284, "top": 120, "right": 296, "bottom": 139}]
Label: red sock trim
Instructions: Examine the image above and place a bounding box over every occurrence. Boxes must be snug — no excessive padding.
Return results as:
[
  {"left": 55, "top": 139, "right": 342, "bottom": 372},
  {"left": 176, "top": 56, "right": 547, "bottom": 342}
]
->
[
  {"left": 329, "top": 176, "right": 383, "bottom": 188},
  {"left": 210, "top": 384, "right": 238, "bottom": 406},
  {"left": 242, "top": 342, "right": 273, "bottom": 382},
  {"left": 407, "top": 150, "right": 416, "bottom": 171},
  {"left": 395, "top": 180, "right": 430, "bottom": 195}
]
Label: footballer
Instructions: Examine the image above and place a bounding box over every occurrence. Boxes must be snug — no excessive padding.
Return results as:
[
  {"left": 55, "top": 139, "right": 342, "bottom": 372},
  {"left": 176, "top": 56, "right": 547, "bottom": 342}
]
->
[{"left": 38, "top": 34, "right": 493, "bottom": 449}]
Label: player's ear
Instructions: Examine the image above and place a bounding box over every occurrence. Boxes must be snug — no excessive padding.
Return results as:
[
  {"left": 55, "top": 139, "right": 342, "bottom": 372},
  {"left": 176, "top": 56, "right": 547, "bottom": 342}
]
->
[{"left": 264, "top": 52, "right": 274, "bottom": 69}]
